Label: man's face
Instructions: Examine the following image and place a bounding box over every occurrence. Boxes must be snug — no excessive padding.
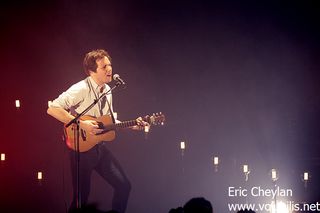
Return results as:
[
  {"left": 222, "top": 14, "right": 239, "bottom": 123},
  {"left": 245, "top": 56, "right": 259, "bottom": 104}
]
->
[{"left": 90, "top": 56, "right": 112, "bottom": 85}]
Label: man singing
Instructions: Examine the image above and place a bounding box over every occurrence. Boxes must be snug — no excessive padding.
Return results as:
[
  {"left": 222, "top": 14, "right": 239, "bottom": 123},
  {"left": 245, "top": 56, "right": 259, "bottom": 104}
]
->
[{"left": 47, "top": 49, "right": 148, "bottom": 213}]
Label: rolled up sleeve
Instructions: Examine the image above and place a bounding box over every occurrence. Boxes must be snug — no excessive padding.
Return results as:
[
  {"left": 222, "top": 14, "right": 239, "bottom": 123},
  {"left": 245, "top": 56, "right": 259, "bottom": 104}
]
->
[{"left": 50, "top": 81, "right": 86, "bottom": 111}]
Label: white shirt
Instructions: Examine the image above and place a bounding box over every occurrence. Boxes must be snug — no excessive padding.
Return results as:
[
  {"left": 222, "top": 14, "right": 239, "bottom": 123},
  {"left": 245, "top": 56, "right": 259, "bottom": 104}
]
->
[{"left": 51, "top": 76, "right": 113, "bottom": 117}]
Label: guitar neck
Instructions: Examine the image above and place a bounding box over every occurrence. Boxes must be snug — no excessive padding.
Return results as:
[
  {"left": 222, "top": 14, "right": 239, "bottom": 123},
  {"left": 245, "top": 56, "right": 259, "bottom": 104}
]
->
[
  {"left": 103, "top": 113, "right": 164, "bottom": 131},
  {"left": 114, "top": 119, "right": 138, "bottom": 129}
]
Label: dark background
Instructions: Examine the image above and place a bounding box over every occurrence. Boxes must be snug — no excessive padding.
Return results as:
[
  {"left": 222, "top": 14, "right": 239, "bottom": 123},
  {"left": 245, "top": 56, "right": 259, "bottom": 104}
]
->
[{"left": 0, "top": 0, "right": 319, "bottom": 212}]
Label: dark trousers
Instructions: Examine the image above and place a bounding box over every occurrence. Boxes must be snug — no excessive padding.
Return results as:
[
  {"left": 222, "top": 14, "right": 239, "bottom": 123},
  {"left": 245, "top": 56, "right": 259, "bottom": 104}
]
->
[{"left": 69, "top": 143, "right": 131, "bottom": 213}]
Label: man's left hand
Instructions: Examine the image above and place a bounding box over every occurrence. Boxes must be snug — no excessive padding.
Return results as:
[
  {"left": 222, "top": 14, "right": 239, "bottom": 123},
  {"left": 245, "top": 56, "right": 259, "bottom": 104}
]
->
[{"left": 131, "top": 117, "right": 150, "bottom": 131}]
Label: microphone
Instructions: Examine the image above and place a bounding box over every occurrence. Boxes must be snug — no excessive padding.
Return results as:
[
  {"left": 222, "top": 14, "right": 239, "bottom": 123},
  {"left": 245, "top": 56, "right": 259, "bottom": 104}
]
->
[{"left": 113, "top": 74, "right": 125, "bottom": 85}]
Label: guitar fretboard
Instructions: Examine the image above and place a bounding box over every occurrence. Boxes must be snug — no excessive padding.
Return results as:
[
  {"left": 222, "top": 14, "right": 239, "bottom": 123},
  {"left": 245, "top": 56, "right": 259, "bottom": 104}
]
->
[{"left": 115, "top": 120, "right": 138, "bottom": 129}]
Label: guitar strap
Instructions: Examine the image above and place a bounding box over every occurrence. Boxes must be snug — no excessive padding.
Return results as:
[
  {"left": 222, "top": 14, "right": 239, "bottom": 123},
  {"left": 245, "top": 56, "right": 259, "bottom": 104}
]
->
[
  {"left": 87, "top": 78, "right": 116, "bottom": 124},
  {"left": 104, "top": 94, "right": 116, "bottom": 124}
]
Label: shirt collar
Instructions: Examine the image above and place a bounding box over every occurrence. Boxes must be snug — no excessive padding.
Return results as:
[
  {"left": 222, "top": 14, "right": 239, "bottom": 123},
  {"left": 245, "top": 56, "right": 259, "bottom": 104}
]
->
[{"left": 88, "top": 76, "right": 105, "bottom": 92}]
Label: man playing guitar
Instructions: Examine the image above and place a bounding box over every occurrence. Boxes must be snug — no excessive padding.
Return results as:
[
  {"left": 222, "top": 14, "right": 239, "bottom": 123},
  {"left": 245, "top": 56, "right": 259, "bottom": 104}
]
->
[{"left": 47, "top": 49, "right": 149, "bottom": 213}]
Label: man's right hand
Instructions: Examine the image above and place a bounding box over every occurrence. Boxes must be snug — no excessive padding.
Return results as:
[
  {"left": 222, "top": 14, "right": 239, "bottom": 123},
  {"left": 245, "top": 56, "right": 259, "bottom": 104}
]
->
[{"left": 80, "top": 120, "right": 103, "bottom": 135}]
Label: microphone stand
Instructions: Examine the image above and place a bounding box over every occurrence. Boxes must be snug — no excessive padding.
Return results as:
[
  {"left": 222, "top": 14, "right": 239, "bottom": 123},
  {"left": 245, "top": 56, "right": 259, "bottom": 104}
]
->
[{"left": 65, "top": 81, "right": 122, "bottom": 210}]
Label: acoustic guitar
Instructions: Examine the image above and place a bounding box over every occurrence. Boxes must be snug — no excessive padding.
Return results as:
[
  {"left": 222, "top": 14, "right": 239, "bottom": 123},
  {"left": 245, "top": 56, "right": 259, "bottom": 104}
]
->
[{"left": 64, "top": 112, "right": 165, "bottom": 152}]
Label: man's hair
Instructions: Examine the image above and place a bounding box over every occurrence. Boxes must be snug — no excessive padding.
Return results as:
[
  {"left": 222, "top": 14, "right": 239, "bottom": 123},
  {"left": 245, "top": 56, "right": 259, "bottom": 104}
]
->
[{"left": 83, "top": 49, "right": 111, "bottom": 75}]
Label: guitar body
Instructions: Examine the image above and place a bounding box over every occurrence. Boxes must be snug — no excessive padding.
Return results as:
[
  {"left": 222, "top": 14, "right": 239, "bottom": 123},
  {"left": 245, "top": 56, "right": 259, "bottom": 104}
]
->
[
  {"left": 64, "top": 115, "right": 116, "bottom": 152},
  {"left": 64, "top": 112, "right": 165, "bottom": 152}
]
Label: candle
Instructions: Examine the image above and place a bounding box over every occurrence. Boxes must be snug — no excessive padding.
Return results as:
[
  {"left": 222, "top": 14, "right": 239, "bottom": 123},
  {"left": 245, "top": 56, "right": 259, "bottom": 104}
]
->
[
  {"left": 180, "top": 141, "right": 185, "bottom": 150},
  {"left": 15, "top": 100, "right": 20, "bottom": 108},
  {"left": 213, "top": 157, "right": 219, "bottom": 165},
  {"left": 303, "top": 172, "right": 309, "bottom": 181},
  {"left": 271, "top": 169, "right": 277, "bottom": 180},
  {"left": 37, "top": 172, "right": 43, "bottom": 180},
  {"left": 243, "top": 165, "right": 248, "bottom": 173},
  {"left": 1, "top": 153, "right": 5, "bottom": 161}
]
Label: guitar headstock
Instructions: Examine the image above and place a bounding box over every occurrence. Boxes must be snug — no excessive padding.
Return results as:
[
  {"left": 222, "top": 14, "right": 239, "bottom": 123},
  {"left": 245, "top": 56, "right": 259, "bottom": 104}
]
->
[{"left": 144, "top": 112, "right": 165, "bottom": 126}]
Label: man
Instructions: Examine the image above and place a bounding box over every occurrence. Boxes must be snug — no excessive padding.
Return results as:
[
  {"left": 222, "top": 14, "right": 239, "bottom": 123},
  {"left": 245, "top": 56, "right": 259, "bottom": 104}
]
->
[{"left": 47, "top": 49, "right": 148, "bottom": 213}]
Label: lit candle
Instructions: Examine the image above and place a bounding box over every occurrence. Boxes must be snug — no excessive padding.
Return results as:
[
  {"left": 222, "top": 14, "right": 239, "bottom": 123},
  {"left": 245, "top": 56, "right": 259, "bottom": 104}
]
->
[
  {"left": 37, "top": 172, "right": 43, "bottom": 180},
  {"left": 303, "top": 172, "right": 309, "bottom": 181},
  {"left": 213, "top": 156, "right": 219, "bottom": 165},
  {"left": 180, "top": 141, "right": 185, "bottom": 150},
  {"left": 1, "top": 153, "right": 5, "bottom": 161},
  {"left": 271, "top": 169, "right": 277, "bottom": 180},
  {"left": 243, "top": 165, "right": 248, "bottom": 173},
  {"left": 15, "top": 100, "right": 20, "bottom": 108}
]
